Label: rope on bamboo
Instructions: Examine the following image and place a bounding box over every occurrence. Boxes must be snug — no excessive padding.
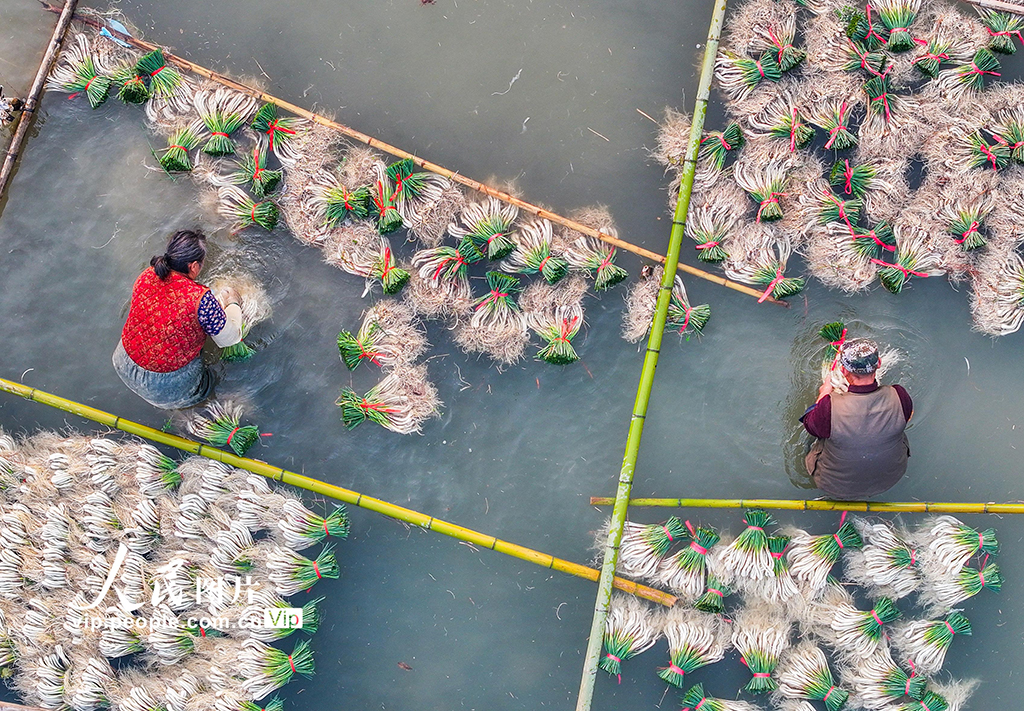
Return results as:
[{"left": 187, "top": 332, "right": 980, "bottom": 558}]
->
[
  {"left": 587, "top": 496, "right": 1024, "bottom": 514},
  {"left": 39, "top": 3, "right": 788, "bottom": 307}
]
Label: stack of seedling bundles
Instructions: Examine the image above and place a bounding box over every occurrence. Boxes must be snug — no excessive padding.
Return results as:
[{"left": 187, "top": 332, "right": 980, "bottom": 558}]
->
[
  {"left": 650, "top": 0, "right": 1024, "bottom": 334},
  {"left": 595, "top": 508, "right": 1000, "bottom": 711},
  {"left": 0, "top": 428, "right": 348, "bottom": 710}
]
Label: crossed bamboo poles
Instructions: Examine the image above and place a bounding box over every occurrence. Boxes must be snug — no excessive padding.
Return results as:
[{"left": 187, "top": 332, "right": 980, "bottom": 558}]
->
[
  {"left": 40, "top": 3, "right": 788, "bottom": 307},
  {"left": 0, "top": 377, "right": 676, "bottom": 607}
]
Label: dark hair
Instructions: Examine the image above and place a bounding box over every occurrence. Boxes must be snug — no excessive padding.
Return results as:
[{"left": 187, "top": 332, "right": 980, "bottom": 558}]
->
[{"left": 151, "top": 230, "right": 207, "bottom": 279}]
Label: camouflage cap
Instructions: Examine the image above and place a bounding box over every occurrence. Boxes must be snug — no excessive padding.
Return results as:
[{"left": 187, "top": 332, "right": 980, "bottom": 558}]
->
[{"left": 839, "top": 338, "right": 879, "bottom": 375}]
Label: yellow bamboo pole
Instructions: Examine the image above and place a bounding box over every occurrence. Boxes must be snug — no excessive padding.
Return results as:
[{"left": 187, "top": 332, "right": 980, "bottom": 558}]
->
[
  {"left": 588, "top": 496, "right": 1024, "bottom": 514},
  {"left": 40, "top": 3, "right": 787, "bottom": 308},
  {"left": 0, "top": 377, "right": 675, "bottom": 606},
  {"left": 0, "top": 0, "right": 79, "bottom": 199}
]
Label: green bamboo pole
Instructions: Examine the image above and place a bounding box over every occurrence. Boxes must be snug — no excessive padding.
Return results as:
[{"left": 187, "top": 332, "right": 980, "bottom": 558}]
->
[
  {"left": 0, "top": 376, "right": 675, "bottom": 605},
  {"left": 588, "top": 496, "right": 1024, "bottom": 514},
  {"left": 40, "top": 3, "right": 786, "bottom": 307},
  {"left": 574, "top": 1, "right": 728, "bottom": 708}
]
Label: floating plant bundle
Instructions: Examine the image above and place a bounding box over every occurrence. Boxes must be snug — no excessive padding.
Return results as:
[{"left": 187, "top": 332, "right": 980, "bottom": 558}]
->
[
  {"left": 559, "top": 207, "right": 629, "bottom": 291},
  {"left": 828, "top": 597, "right": 901, "bottom": 659},
  {"left": 667, "top": 276, "right": 711, "bottom": 338},
  {"left": 732, "top": 605, "right": 791, "bottom": 694},
  {"left": 934, "top": 48, "right": 1001, "bottom": 96},
  {"left": 135, "top": 48, "right": 184, "bottom": 98},
  {"left": 815, "top": 187, "right": 862, "bottom": 233},
  {"left": 962, "top": 130, "right": 1010, "bottom": 171},
  {"left": 238, "top": 638, "right": 316, "bottom": 700},
  {"left": 521, "top": 277, "right": 587, "bottom": 365},
  {"left": 832, "top": 37, "right": 888, "bottom": 75},
  {"left": 384, "top": 158, "right": 451, "bottom": 228},
  {"left": 891, "top": 610, "right": 971, "bottom": 675},
  {"left": 755, "top": 534, "right": 800, "bottom": 603},
  {"left": 981, "top": 10, "right": 1024, "bottom": 54},
  {"left": 786, "top": 517, "right": 863, "bottom": 594},
  {"left": 750, "top": 12, "right": 806, "bottom": 71},
  {"left": 969, "top": 245, "right": 1024, "bottom": 336},
  {"left": 657, "top": 608, "right": 728, "bottom": 688},
  {"left": 843, "top": 519, "right": 921, "bottom": 599},
  {"left": 448, "top": 196, "right": 518, "bottom": 260},
  {"left": 912, "top": 37, "right": 954, "bottom": 77},
  {"left": 366, "top": 173, "right": 404, "bottom": 233},
  {"left": 910, "top": 515, "right": 999, "bottom": 578},
  {"left": 47, "top": 35, "right": 111, "bottom": 109},
  {"left": 842, "top": 648, "right": 927, "bottom": 710},
  {"left": 232, "top": 144, "right": 283, "bottom": 197},
  {"left": 336, "top": 364, "right": 441, "bottom": 434},
  {"left": 830, "top": 160, "right": 879, "bottom": 200},
  {"left": 218, "top": 185, "right": 280, "bottom": 231},
  {"left": 725, "top": 231, "right": 805, "bottom": 302},
  {"left": 941, "top": 202, "right": 990, "bottom": 251},
  {"left": 734, "top": 160, "right": 789, "bottom": 222},
  {"left": 654, "top": 523, "right": 720, "bottom": 600},
  {"left": 316, "top": 178, "right": 371, "bottom": 227},
  {"left": 454, "top": 271, "right": 530, "bottom": 364},
  {"left": 265, "top": 543, "right": 340, "bottom": 596},
  {"left": 337, "top": 300, "right": 428, "bottom": 370},
  {"left": 599, "top": 594, "right": 660, "bottom": 678},
  {"left": 194, "top": 87, "right": 257, "bottom": 156},
  {"left": 993, "top": 107, "right": 1024, "bottom": 164},
  {"left": 846, "top": 5, "right": 891, "bottom": 50},
  {"left": 237, "top": 490, "right": 350, "bottom": 548},
  {"left": 748, "top": 96, "right": 816, "bottom": 151},
  {"left": 699, "top": 123, "right": 745, "bottom": 170},
  {"left": 611, "top": 517, "right": 688, "bottom": 579},
  {"left": 502, "top": 217, "right": 569, "bottom": 284},
  {"left": 715, "top": 509, "right": 774, "bottom": 582},
  {"left": 136, "top": 443, "right": 183, "bottom": 496},
  {"left": 694, "top": 572, "right": 734, "bottom": 614},
  {"left": 187, "top": 401, "right": 264, "bottom": 456},
  {"left": 679, "top": 683, "right": 762, "bottom": 711},
  {"left": 715, "top": 50, "right": 782, "bottom": 102},
  {"left": 873, "top": 0, "right": 922, "bottom": 51},
  {"left": 875, "top": 226, "right": 943, "bottom": 295},
  {"left": 685, "top": 201, "right": 733, "bottom": 263},
  {"left": 810, "top": 100, "right": 857, "bottom": 151},
  {"left": 251, "top": 103, "right": 306, "bottom": 163},
  {"left": 852, "top": 222, "right": 896, "bottom": 259},
  {"left": 111, "top": 63, "right": 150, "bottom": 104},
  {"left": 774, "top": 643, "right": 849, "bottom": 711},
  {"left": 918, "top": 561, "right": 1001, "bottom": 613},
  {"left": 158, "top": 121, "right": 204, "bottom": 173}
]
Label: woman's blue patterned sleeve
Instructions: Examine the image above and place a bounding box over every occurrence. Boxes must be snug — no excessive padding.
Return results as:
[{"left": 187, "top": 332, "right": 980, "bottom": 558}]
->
[{"left": 197, "top": 290, "right": 227, "bottom": 336}]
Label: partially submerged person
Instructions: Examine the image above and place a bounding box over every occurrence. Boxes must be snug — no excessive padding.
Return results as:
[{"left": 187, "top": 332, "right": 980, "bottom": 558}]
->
[
  {"left": 801, "top": 338, "right": 913, "bottom": 499},
  {"left": 113, "top": 230, "right": 243, "bottom": 409}
]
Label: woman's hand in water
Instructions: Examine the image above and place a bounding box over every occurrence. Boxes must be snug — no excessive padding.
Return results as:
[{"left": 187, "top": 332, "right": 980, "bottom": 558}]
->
[{"left": 218, "top": 286, "right": 240, "bottom": 307}]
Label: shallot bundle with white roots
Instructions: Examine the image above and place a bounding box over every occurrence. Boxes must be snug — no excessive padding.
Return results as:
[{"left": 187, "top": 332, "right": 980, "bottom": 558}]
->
[
  {"left": 732, "top": 604, "right": 791, "bottom": 694},
  {"left": 653, "top": 523, "right": 720, "bottom": 601},
  {"left": 844, "top": 518, "right": 921, "bottom": 599},
  {"left": 714, "top": 509, "right": 775, "bottom": 583},
  {"left": 656, "top": 607, "right": 729, "bottom": 688},
  {"left": 774, "top": 643, "right": 849, "bottom": 711},
  {"left": 598, "top": 594, "right": 660, "bottom": 679},
  {"left": 909, "top": 516, "right": 999, "bottom": 579},
  {"left": 786, "top": 517, "right": 862, "bottom": 595},
  {"left": 604, "top": 517, "right": 688, "bottom": 580},
  {"left": 840, "top": 647, "right": 927, "bottom": 710},
  {"left": 336, "top": 364, "right": 442, "bottom": 434},
  {"left": 890, "top": 610, "right": 971, "bottom": 675}
]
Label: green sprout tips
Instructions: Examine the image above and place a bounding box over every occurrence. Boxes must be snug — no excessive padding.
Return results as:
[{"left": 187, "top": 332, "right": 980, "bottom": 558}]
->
[
  {"left": 771, "top": 107, "right": 815, "bottom": 151},
  {"left": 112, "top": 65, "right": 150, "bottom": 104},
  {"left": 586, "top": 246, "right": 628, "bottom": 291},
  {"left": 189, "top": 402, "right": 263, "bottom": 456},
  {"left": 323, "top": 185, "right": 370, "bottom": 226},
  {"left": 466, "top": 214, "right": 516, "bottom": 261},
  {"left": 815, "top": 101, "right": 857, "bottom": 150},
  {"left": 953, "top": 48, "right": 1001, "bottom": 93},
  {"left": 535, "top": 313, "right": 581, "bottom": 365},
  {"left": 367, "top": 178, "right": 404, "bottom": 234},
  {"left": 667, "top": 280, "right": 710, "bottom": 337},
  {"left": 51, "top": 38, "right": 111, "bottom": 110},
  {"left": 852, "top": 222, "right": 896, "bottom": 259},
  {"left": 135, "top": 49, "right": 183, "bottom": 98},
  {"left": 830, "top": 160, "right": 876, "bottom": 199},
  {"left": 819, "top": 321, "right": 847, "bottom": 368},
  {"left": 158, "top": 124, "right": 203, "bottom": 173},
  {"left": 242, "top": 698, "right": 284, "bottom": 711},
  {"left": 817, "top": 190, "right": 861, "bottom": 230},
  {"left": 201, "top": 110, "right": 246, "bottom": 156},
  {"left": 252, "top": 103, "right": 302, "bottom": 152},
  {"left": 913, "top": 39, "right": 953, "bottom": 77},
  {"left": 694, "top": 573, "right": 731, "bottom": 614},
  {"left": 338, "top": 323, "right": 382, "bottom": 371},
  {"left": 234, "top": 145, "right": 282, "bottom": 197},
  {"left": 981, "top": 10, "right": 1024, "bottom": 54},
  {"left": 968, "top": 131, "right": 1010, "bottom": 171},
  {"left": 846, "top": 7, "right": 890, "bottom": 50},
  {"left": 370, "top": 242, "right": 410, "bottom": 295},
  {"left": 473, "top": 271, "right": 521, "bottom": 318},
  {"left": 220, "top": 187, "right": 280, "bottom": 231},
  {"left": 864, "top": 75, "right": 898, "bottom": 125},
  {"left": 386, "top": 157, "right": 434, "bottom": 202},
  {"left": 221, "top": 335, "right": 256, "bottom": 363},
  {"left": 843, "top": 39, "right": 887, "bottom": 75},
  {"left": 809, "top": 520, "right": 863, "bottom": 565},
  {"left": 754, "top": 262, "right": 804, "bottom": 300},
  {"left": 875, "top": 0, "right": 920, "bottom": 52},
  {"left": 699, "top": 123, "right": 744, "bottom": 171},
  {"left": 948, "top": 208, "right": 987, "bottom": 250}
]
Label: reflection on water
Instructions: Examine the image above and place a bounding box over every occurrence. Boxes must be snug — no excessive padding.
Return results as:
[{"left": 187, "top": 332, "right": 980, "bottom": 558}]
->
[{"left": 782, "top": 314, "right": 937, "bottom": 490}]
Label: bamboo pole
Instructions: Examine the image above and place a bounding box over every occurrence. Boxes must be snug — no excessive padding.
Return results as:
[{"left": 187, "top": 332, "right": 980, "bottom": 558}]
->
[
  {"left": 961, "top": 0, "right": 1024, "bottom": 14},
  {"left": 0, "top": 0, "right": 79, "bottom": 200},
  {"left": 0, "top": 377, "right": 675, "bottom": 606},
  {"left": 588, "top": 496, "right": 1024, "bottom": 514},
  {"left": 39, "top": 3, "right": 786, "bottom": 308},
  {"left": 574, "top": 1, "right": 728, "bottom": 708},
  {"left": 0, "top": 702, "right": 49, "bottom": 711}
]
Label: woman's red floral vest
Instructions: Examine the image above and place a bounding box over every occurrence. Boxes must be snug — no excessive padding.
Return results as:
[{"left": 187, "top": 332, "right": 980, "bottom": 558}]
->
[{"left": 121, "top": 268, "right": 209, "bottom": 373}]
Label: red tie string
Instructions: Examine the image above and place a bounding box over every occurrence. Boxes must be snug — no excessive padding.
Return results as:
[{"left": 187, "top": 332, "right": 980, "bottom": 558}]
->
[
  {"left": 685, "top": 520, "right": 696, "bottom": 536},
  {"left": 968, "top": 62, "right": 1000, "bottom": 77},
  {"left": 766, "top": 26, "right": 790, "bottom": 66},
  {"left": 696, "top": 240, "right": 721, "bottom": 250},
  {"left": 359, "top": 399, "right": 399, "bottom": 414},
  {"left": 210, "top": 131, "right": 230, "bottom": 138},
  {"left": 824, "top": 103, "right": 849, "bottom": 149},
  {"left": 758, "top": 268, "right": 784, "bottom": 303},
  {"left": 313, "top": 561, "right": 321, "bottom": 579},
  {"left": 251, "top": 204, "right": 257, "bottom": 225},
  {"left": 864, "top": 5, "right": 888, "bottom": 45},
  {"left": 992, "top": 133, "right": 1024, "bottom": 150},
  {"left": 843, "top": 160, "right": 854, "bottom": 195},
  {"left": 323, "top": 519, "right": 331, "bottom": 537},
  {"left": 823, "top": 686, "right": 837, "bottom": 703},
  {"left": 151, "top": 64, "right": 167, "bottom": 76},
  {"left": 380, "top": 246, "right": 394, "bottom": 278},
  {"left": 833, "top": 533, "right": 845, "bottom": 549},
  {"left": 266, "top": 119, "right": 297, "bottom": 150},
  {"left": 555, "top": 316, "right": 579, "bottom": 343},
  {"left": 707, "top": 587, "right": 723, "bottom": 597},
  {"left": 755, "top": 59, "right": 765, "bottom": 79},
  {"left": 847, "top": 39, "right": 883, "bottom": 76},
  {"left": 598, "top": 250, "right": 616, "bottom": 271},
  {"left": 288, "top": 655, "right": 296, "bottom": 674},
  {"left": 978, "top": 569, "right": 986, "bottom": 586},
  {"left": 909, "top": 549, "right": 916, "bottom": 565},
  {"left": 475, "top": 290, "right": 509, "bottom": 311},
  {"left": 829, "top": 329, "right": 847, "bottom": 371},
  {"left": 870, "top": 258, "right": 929, "bottom": 278},
  {"left": 789, "top": 106, "right": 800, "bottom": 152},
  {"left": 944, "top": 620, "right": 955, "bottom": 635},
  {"left": 752, "top": 672, "right": 771, "bottom": 678},
  {"left": 954, "top": 221, "right": 980, "bottom": 244},
  {"left": 677, "top": 303, "right": 693, "bottom": 334},
  {"left": 755, "top": 193, "right": 785, "bottom": 223},
  {"left": 869, "top": 88, "right": 892, "bottom": 123},
  {"left": 987, "top": 26, "right": 1024, "bottom": 43},
  {"left": 168, "top": 145, "right": 186, "bottom": 152},
  {"left": 357, "top": 341, "right": 383, "bottom": 365},
  {"left": 251, "top": 147, "right": 264, "bottom": 180},
  {"left": 977, "top": 141, "right": 1000, "bottom": 170},
  {"left": 870, "top": 609, "right": 883, "bottom": 625},
  {"left": 690, "top": 540, "right": 708, "bottom": 555},
  {"left": 667, "top": 662, "right": 686, "bottom": 676},
  {"left": 226, "top": 427, "right": 240, "bottom": 446},
  {"left": 862, "top": 230, "right": 896, "bottom": 251},
  {"left": 486, "top": 232, "right": 503, "bottom": 246},
  {"left": 538, "top": 255, "right": 551, "bottom": 272},
  {"left": 913, "top": 37, "right": 949, "bottom": 63}
]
